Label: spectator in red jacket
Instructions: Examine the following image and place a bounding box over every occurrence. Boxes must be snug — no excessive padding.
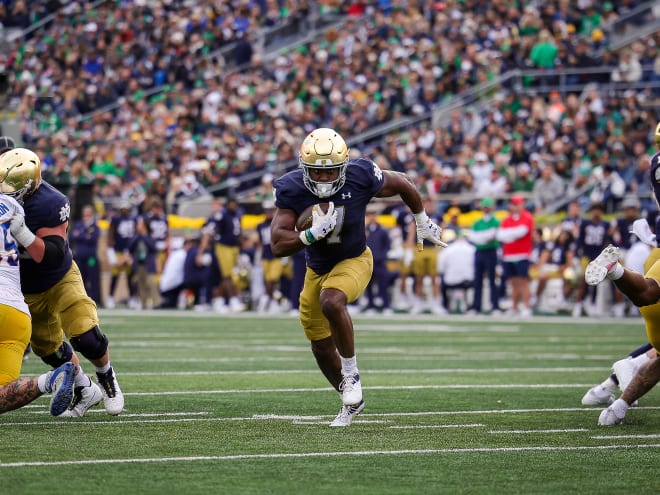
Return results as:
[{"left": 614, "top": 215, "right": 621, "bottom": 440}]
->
[{"left": 496, "top": 195, "right": 535, "bottom": 317}]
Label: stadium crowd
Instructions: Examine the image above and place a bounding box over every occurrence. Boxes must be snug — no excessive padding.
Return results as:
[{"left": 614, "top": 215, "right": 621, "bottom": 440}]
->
[
  {"left": 0, "top": 1, "right": 657, "bottom": 215},
  {"left": 0, "top": 0, "right": 658, "bottom": 317}
]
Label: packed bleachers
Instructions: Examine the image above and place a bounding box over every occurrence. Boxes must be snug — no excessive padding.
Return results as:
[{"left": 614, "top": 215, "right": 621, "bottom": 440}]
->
[
  {"left": 2, "top": 0, "right": 660, "bottom": 315},
  {"left": 1, "top": 1, "right": 657, "bottom": 215}
]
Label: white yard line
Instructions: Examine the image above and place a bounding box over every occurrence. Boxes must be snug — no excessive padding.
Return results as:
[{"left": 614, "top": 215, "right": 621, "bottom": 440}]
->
[
  {"left": 119, "top": 384, "right": 618, "bottom": 395},
  {"left": 106, "top": 367, "right": 619, "bottom": 376},
  {"left": 389, "top": 424, "right": 486, "bottom": 429},
  {"left": 0, "top": 406, "right": 635, "bottom": 428},
  {"left": 30, "top": 410, "right": 209, "bottom": 417},
  {"left": 591, "top": 434, "right": 660, "bottom": 440},
  {"left": 3, "top": 444, "right": 660, "bottom": 468},
  {"left": 113, "top": 355, "right": 621, "bottom": 363},
  {"left": 488, "top": 429, "right": 589, "bottom": 434}
]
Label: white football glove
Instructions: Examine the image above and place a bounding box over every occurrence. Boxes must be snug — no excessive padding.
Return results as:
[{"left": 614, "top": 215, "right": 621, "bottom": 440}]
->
[
  {"left": 10, "top": 213, "right": 36, "bottom": 247},
  {"left": 413, "top": 210, "right": 448, "bottom": 250},
  {"left": 630, "top": 218, "right": 656, "bottom": 247},
  {"left": 299, "top": 201, "right": 338, "bottom": 245}
]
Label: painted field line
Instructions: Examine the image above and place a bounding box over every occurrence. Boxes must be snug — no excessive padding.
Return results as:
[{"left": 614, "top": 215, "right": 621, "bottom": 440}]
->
[
  {"left": 119, "top": 384, "right": 612, "bottom": 397},
  {"left": 109, "top": 367, "right": 617, "bottom": 376},
  {"left": 30, "top": 410, "right": 209, "bottom": 417},
  {"left": 591, "top": 434, "right": 660, "bottom": 440},
  {"left": 355, "top": 325, "right": 520, "bottom": 333},
  {"left": 99, "top": 308, "right": 645, "bottom": 325},
  {"left": 114, "top": 355, "right": 620, "bottom": 363},
  {"left": 389, "top": 424, "right": 485, "bottom": 429},
  {"left": 488, "top": 428, "right": 588, "bottom": 434},
  {"left": 256, "top": 406, "right": 660, "bottom": 420},
  {"left": 4, "top": 444, "right": 660, "bottom": 468},
  {"left": 0, "top": 406, "right": 634, "bottom": 428},
  {"left": 293, "top": 420, "right": 390, "bottom": 425}
]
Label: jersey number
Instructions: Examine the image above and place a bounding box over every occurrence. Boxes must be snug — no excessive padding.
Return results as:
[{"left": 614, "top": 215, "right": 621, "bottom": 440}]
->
[{"left": 326, "top": 206, "right": 345, "bottom": 244}]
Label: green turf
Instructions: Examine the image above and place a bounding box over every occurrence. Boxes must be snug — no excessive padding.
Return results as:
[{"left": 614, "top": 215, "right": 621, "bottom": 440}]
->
[{"left": 3, "top": 311, "right": 659, "bottom": 495}]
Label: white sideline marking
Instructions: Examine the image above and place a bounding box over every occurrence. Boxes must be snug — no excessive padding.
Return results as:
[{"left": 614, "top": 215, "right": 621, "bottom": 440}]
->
[
  {"left": 3, "top": 444, "right": 660, "bottom": 468},
  {"left": 488, "top": 429, "right": 588, "bottom": 434},
  {"left": 389, "top": 424, "right": 485, "bottom": 429}
]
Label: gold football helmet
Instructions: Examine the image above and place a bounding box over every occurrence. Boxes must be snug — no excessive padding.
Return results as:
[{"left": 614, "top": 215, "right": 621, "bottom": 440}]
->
[
  {"left": 655, "top": 121, "right": 660, "bottom": 148},
  {"left": 0, "top": 147, "right": 42, "bottom": 202},
  {"left": 299, "top": 127, "right": 349, "bottom": 198}
]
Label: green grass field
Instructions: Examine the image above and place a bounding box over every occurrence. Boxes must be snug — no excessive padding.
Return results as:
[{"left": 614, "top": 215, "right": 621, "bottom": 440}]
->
[{"left": 4, "top": 311, "right": 660, "bottom": 495}]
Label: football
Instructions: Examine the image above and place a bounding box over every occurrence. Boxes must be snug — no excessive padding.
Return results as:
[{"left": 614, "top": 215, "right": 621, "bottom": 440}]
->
[{"left": 296, "top": 202, "right": 330, "bottom": 231}]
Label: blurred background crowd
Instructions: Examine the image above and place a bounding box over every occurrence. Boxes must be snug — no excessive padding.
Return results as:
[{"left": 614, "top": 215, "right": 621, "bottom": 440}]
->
[{"left": 0, "top": 0, "right": 659, "bottom": 316}]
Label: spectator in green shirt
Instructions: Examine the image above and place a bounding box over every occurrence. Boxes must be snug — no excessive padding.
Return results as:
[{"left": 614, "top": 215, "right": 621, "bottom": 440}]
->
[{"left": 530, "top": 29, "right": 558, "bottom": 69}]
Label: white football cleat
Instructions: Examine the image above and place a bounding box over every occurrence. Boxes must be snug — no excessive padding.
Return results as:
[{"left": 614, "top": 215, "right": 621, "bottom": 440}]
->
[
  {"left": 329, "top": 400, "right": 365, "bottom": 427},
  {"left": 585, "top": 245, "right": 621, "bottom": 286},
  {"left": 612, "top": 357, "right": 639, "bottom": 393},
  {"left": 339, "top": 372, "right": 362, "bottom": 406},
  {"left": 59, "top": 380, "right": 103, "bottom": 418},
  {"left": 598, "top": 405, "right": 626, "bottom": 426},
  {"left": 96, "top": 368, "right": 124, "bottom": 415},
  {"left": 581, "top": 385, "right": 615, "bottom": 406}
]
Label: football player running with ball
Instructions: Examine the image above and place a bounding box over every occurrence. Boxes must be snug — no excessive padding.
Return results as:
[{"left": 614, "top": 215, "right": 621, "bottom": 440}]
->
[
  {"left": 0, "top": 145, "right": 124, "bottom": 417},
  {"left": 271, "top": 128, "right": 446, "bottom": 426}
]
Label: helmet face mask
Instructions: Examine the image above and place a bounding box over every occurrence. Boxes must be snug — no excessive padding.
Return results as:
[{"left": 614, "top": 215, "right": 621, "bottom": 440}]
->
[
  {"left": 655, "top": 122, "right": 660, "bottom": 148},
  {"left": 299, "top": 128, "right": 349, "bottom": 198},
  {"left": 0, "top": 148, "right": 42, "bottom": 202}
]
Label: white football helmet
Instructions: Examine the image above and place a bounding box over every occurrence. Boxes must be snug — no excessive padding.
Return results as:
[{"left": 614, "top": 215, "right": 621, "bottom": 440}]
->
[{"left": 299, "top": 128, "right": 349, "bottom": 198}]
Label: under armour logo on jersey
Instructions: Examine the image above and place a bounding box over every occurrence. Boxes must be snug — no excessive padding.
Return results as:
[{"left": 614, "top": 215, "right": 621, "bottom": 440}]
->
[{"left": 342, "top": 192, "right": 352, "bottom": 199}]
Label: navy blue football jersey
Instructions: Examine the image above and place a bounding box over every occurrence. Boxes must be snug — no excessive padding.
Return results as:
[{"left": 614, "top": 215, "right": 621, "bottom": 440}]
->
[
  {"left": 20, "top": 180, "right": 74, "bottom": 293},
  {"left": 650, "top": 150, "right": 660, "bottom": 207},
  {"left": 141, "top": 212, "right": 169, "bottom": 252},
  {"left": 215, "top": 209, "right": 241, "bottom": 247},
  {"left": 109, "top": 212, "right": 137, "bottom": 252},
  {"left": 274, "top": 158, "right": 385, "bottom": 275}
]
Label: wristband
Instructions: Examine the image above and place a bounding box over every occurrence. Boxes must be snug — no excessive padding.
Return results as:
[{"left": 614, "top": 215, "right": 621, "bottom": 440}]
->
[
  {"left": 299, "top": 229, "right": 316, "bottom": 246},
  {"left": 413, "top": 210, "right": 429, "bottom": 224}
]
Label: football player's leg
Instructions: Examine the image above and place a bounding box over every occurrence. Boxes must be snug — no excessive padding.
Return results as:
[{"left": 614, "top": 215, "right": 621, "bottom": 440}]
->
[
  {"left": 322, "top": 249, "right": 373, "bottom": 405},
  {"left": 300, "top": 268, "right": 340, "bottom": 389},
  {"left": 600, "top": 295, "right": 660, "bottom": 425},
  {"left": 57, "top": 264, "right": 124, "bottom": 415},
  {"left": 0, "top": 305, "right": 38, "bottom": 413}
]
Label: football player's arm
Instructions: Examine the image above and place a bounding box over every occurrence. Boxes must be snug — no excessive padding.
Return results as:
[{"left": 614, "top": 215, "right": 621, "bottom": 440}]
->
[
  {"left": 270, "top": 208, "right": 306, "bottom": 257},
  {"left": 375, "top": 171, "right": 423, "bottom": 214},
  {"left": 376, "top": 171, "right": 446, "bottom": 249},
  {"left": 12, "top": 220, "right": 67, "bottom": 265}
]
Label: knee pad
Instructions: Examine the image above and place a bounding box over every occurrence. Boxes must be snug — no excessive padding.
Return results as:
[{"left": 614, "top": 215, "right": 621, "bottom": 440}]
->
[
  {"left": 70, "top": 326, "right": 109, "bottom": 361},
  {"left": 41, "top": 342, "right": 74, "bottom": 368}
]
